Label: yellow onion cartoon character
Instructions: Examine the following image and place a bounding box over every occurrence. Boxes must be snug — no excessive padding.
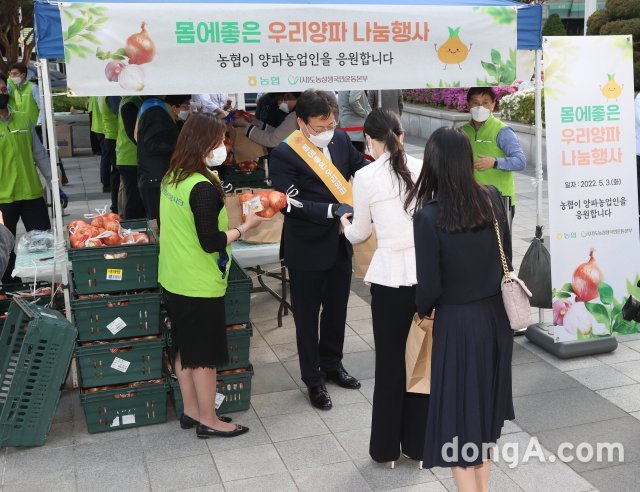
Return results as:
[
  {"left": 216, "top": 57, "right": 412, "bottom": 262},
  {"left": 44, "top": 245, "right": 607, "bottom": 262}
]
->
[
  {"left": 435, "top": 27, "right": 471, "bottom": 70},
  {"left": 600, "top": 73, "right": 623, "bottom": 100}
]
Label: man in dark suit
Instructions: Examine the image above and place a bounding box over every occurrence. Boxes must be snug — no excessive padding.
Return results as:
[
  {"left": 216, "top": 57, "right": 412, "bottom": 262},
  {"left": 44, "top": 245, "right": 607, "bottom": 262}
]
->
[{"left": 270, "top": 89, "right": 367, "bottom": 410}]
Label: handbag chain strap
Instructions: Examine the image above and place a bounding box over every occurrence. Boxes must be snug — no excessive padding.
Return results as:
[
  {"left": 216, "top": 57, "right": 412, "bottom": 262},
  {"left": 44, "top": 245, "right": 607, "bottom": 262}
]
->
[{"left": 493, "top": 220, "right": 512, "bottom": 282}]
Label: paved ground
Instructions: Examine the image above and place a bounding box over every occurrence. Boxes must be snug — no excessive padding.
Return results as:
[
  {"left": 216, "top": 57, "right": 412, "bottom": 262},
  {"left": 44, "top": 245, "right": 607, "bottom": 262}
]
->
[{"left": 2, "top": 138, "right": 640, "bottom": 492}]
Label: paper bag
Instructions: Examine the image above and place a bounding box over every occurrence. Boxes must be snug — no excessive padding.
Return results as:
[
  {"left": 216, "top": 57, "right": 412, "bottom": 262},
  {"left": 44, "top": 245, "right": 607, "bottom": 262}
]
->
[
  {"left": 227, "top": 126, "right": 267, "bottom": 163},
  {"left": 352, "top": 226, "right": 377, "bottom": 279},
  {"left": 405, "top": 314, "right": 433, "bottom": 394},
  {"left": 224, "top": 188, "right": 283, "bottom": 244}
]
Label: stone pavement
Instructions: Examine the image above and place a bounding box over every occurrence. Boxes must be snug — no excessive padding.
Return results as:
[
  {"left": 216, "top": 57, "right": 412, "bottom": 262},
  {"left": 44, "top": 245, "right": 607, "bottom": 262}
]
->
[{"left": 2, "top": 141, "right": 639, "bottom": 492}]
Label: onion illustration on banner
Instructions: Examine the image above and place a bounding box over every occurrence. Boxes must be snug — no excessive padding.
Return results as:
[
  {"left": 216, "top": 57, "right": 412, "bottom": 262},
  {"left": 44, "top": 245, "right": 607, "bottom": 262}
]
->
[
  {"left": 96, "top": 22, "right": 156, "bottom": 91},
  {"left": 600, "top": 73, "right": 623, "bottom": 101},
  {"left": 435, "top": 27, "right": 471, "bottom": 70}
]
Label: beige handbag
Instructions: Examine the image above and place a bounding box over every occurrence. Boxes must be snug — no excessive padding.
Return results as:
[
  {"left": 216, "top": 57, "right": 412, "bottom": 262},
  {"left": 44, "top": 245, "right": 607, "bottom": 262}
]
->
[
  {"left": 405, "top": 314, "right": 433, "bottom": 394},
  {"left": 493, "top": 220, "right": 533, "bottom": 330}
]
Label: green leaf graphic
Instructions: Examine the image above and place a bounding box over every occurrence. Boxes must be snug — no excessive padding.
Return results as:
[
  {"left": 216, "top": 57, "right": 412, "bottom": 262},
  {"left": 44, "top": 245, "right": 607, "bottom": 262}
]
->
[{"left": 585, "top": 302, "right": 610, "bottom": 329}]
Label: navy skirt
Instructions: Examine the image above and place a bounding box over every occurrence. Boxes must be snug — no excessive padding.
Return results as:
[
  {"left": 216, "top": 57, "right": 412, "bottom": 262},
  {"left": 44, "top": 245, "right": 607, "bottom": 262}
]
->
[{"left": 422, "top": 293, "right": 515, "bottom": 468}]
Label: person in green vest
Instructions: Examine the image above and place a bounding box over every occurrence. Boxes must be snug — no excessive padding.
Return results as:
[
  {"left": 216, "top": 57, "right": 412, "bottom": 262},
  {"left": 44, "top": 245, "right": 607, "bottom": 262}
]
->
[
  {"left": 116, "top": 96, "right": 145, "bottom": 219},
  {"left": 87, "top": 96, "right": 104, "bottom": 156},
  {"left": 460, "top": 87, "right": 526, "bottom": 219},
  {"left": 159, "top": 113, "right": 265, "bottom": 438},
  {"left": 100, "top": 96, "right": 121, "bottom": 213},
  {"left": 8, "top": 62, "right": 69, "bottom": 186},
  {"left": 0, "top": 73, "right": 51, "bottom": 284}
]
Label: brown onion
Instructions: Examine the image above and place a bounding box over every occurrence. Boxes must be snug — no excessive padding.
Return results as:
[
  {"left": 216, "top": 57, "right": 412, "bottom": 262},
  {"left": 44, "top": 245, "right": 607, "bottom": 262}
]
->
[
  {"left": 571, "top": 249, "right": 603, "bottom": 302},
  {"left": 125, "top": 22, "right": 156, "bottom": 65}
]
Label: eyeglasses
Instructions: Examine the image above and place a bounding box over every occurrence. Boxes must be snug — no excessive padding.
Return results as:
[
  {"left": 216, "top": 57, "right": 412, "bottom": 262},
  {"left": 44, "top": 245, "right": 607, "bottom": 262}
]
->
[{"left": 306, "top": 121, "right": 337, "bottom": 134}]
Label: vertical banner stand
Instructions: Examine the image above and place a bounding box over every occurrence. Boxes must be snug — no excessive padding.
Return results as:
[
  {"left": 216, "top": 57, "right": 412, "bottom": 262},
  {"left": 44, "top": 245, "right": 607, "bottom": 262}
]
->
[
  {"left": 39, "top": 58, "right": 78, "bottom": 386},
  {"left": 524, "top": 41, "right": 618, "bottom": 358}
]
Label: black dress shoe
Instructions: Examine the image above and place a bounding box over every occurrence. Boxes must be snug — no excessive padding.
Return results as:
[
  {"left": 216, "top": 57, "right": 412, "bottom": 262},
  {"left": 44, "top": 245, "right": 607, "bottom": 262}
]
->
[
  {"left": 196, "top": 423, "right": 249, "bottom": 439},
  {"left": 180, "top": 413, "right": 232, "bottom": 429},
  {"left": 308, "top": 384, "right": 332, "bottom": 410},
  {"left": 326, "top": 368, "right": 361, "bottom": 389}
]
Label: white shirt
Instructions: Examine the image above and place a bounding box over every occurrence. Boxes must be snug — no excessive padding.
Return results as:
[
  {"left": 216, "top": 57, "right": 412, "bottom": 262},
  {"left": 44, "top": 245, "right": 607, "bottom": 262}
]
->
[
  {"left": 191, "top": 93, "right": 228, "bottom": 113},
  {"left": 635, "top": 93, "right": 640, "bottom": 156},
  {"left": 344, "top": 152, "right": 423, "bottom": 287}
]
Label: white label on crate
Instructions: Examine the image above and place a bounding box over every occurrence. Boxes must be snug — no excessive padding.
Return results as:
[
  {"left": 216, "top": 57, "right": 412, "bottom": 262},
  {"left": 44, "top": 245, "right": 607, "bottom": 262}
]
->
[
  {"left": 106, "top": 268, "right": 123, "bottom": 281},
  {"left": 110, "top": 416, "right": 120, "bottom": 427},
  {"left": 122, "top": 414, "right": 136, "bottom": 425},
  {"left": 215, "top": 392, "right": 225, "bottom": 409},
  {"left": 110, "top": 357, "right": 130, "bottom": 373},
  {"left": 106, "top": 317, "right": 127, "bottom": 336}
]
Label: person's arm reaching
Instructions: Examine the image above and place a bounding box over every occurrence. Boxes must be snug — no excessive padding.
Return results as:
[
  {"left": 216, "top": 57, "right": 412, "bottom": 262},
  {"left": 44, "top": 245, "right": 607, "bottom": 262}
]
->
[
  {"left": 342, "top": 172, "right": 372, "bottom": 244},
  {"left": 246, "top": 112, "right": 297, "bottom": 148}
]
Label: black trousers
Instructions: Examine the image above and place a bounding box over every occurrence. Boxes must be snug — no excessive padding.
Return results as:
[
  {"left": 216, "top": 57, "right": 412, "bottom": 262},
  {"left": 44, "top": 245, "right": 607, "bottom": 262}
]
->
[
  {"left": 369, "top": 283, "right": 429, "bottom": 462},
  {"left": 88, "top": 113, "right": 103, "bottom": 155},
  {"left": 288, "top": 242, "right": 352, "bottom": 388},
  {"left": 139, "top": 185, "right": 161, "bottom": 223},
  {"left": 0, "top": 198, "right": 51, "bottom": 284},
  {"left": 118, "top": 166, "right": 145, "bottom": 220}
]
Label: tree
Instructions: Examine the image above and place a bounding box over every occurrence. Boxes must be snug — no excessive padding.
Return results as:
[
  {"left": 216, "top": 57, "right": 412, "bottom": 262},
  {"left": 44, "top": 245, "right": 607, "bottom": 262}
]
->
[
  {"left": 587, "top": 0, "right": 640, "bottom": 91},
  {"left": 542, "top": 14, "right": 567, "bottom": 36},
  {"left": 0, "top": 0, "right": 35, "bottom": 74}
]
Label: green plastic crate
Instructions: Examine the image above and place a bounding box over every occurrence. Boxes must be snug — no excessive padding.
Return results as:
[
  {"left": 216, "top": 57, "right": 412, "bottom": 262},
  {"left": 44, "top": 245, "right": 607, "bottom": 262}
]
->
[
  {"left": 72, "top": 291, "right": 161, "bottom": 342},
  {"left": 219, "top": 166, "right": 269, "bottom": 190},
  {"left": 218, "top": 323, "right": 252, "bottom": 371},
  {"left": 170, "top": 365, "right": 253, "bottom": 416},
  {"left": 225, "top": 261, "right": 251, "bottom": 325},
  {"left": 68, "top": 220, "right": 159, "bottom": 295},
  {"left": 80, "top": 379, "right": 168, "bottom": 433},
  {"left": 76, "top": 335, "right": 164, "bottom": 388},
  {"left": 0, "top": 299, "right": 78, "bottom": 446}
]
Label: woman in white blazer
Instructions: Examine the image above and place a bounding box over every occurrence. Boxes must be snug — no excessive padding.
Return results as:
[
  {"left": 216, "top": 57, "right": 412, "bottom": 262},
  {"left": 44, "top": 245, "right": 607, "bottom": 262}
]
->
[{"left": 341, "top": 108, "right": 427, "bottom": 466}]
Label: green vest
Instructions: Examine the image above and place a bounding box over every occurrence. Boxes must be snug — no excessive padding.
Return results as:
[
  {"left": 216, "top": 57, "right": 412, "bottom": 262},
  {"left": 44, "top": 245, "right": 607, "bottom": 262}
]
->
[
  {"left": 8, "top": 80, "right": 39, "bottom": 126},
  {"left": 100, "top": 97, "right": 118, "bottom": 140},
  {"left": 0, "top": 111, "right": 44, "bottom": 203},
  {"left": 158, "top": 172, "right": 231, "bottom": 297},
  {"left": 89, "top": 97, "right": 105, "bottom": 134},
  {"left": 116, "top": 96, "right": 142, "bottom": 166},
  {"left": 461, "top": 116, "right": 516, "bottom": 203}
]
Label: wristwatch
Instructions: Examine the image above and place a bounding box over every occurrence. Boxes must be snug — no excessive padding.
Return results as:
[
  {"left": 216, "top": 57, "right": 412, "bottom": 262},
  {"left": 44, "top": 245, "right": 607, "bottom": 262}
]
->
[{"left": 493, "top": 158, "right": 498, "bottom": 169}]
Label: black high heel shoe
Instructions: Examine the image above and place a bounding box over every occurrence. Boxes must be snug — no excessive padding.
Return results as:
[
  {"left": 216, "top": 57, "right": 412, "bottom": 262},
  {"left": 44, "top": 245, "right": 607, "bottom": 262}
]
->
[
  {"left": 196, "top": 423, "right": 249, "bottom": 439},
  {"left": 179, "top": 413, "right": 232, "bottom": 429}
]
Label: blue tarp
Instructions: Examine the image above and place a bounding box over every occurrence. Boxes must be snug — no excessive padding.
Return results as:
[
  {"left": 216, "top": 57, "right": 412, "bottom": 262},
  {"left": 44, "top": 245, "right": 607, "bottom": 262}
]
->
[{"left": 34, "top": 0, "right": 542, "bottom": 60}]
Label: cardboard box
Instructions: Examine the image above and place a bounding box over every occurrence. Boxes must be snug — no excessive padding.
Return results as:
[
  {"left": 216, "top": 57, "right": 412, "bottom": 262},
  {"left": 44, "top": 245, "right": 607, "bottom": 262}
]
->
[{"left": 56, "top": 123, "right": 73, "bottom": 158}]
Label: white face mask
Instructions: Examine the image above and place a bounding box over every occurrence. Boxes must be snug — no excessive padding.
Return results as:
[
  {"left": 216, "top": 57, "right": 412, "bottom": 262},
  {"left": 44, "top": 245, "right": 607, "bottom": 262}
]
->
[
  {"left": 11, "top": 76, "right": 22, "bottom": 86},
  {"left": 205, "top": 145, "right": 227, "bottom": 168},
  {"left": 304, "top": 123, "right": 334, "bottom": 148},
  {"left": 365, "top": 136, "right": 376, "bottom": 160},
  {"left": 470, "top": 105, "right": 492, "bottom": 123},
  {"left": 178, "top": 110, "right": 190, "bottom": 121},
  {"left": 278, "top": 101, "right": 290, "bottom": 114}
]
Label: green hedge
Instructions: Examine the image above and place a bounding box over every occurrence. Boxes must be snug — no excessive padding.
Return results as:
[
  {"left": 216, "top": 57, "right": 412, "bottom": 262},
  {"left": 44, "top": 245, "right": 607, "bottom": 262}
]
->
[{"left": 52, "top": 93, "right": 88, "bottom": 113}]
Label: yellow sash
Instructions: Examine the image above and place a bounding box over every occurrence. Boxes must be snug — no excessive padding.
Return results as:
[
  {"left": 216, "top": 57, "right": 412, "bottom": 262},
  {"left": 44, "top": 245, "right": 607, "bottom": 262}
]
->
[{"left": 284, "top": 130, "right": 353, "bottom": 206}]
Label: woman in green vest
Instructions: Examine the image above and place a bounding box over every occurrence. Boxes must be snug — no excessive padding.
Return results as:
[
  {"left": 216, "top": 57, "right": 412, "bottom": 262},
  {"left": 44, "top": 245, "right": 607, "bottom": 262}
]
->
[{"left": 159, "top": 113, "right": 264, "bottom": 438}]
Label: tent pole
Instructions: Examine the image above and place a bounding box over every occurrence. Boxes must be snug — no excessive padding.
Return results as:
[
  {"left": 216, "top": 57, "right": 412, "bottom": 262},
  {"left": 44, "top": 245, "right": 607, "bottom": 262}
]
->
[
  {"left": 35, "top": 61, "right": 47, "bottom": 150},
  {"left": 39, "top": 57, "right": 77, "bottom": 387},
  {"left": 534, "top": 48, "right": 544, "bottom": 324}
]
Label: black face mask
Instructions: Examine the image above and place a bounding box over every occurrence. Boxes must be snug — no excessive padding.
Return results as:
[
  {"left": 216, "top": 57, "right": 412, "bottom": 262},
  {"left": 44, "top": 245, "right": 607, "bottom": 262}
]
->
[{"left": 0, "top": 93, "right": 9, "bottom": 109}]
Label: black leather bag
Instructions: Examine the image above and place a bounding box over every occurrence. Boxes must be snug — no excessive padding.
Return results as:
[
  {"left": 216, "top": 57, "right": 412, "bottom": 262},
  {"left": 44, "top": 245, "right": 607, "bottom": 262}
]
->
[{"left": 518, "top": 226, "right": 552, "bottom": 309}]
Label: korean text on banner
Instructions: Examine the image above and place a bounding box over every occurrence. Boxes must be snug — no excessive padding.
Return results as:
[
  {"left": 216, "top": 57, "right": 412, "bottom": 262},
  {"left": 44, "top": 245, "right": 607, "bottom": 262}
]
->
[
  {"left": 59, "top": 3, "right": 517, "bottom": 96},
  {"left": 543, "top": 35, "right": 640, "bottom": 342}
]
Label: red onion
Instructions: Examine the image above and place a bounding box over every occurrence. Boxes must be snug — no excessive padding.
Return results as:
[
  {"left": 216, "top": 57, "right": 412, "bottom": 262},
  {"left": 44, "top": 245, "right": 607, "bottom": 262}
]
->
[
  {"left": 125, "top": 22, "right": 156, "bottom": 65},
  {"left": 571, "top": 249, "right": 603, "bottom": 302}
]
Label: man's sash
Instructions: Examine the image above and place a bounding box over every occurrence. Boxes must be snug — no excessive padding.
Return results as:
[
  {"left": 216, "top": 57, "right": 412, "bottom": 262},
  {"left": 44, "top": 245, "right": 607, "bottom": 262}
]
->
[{"left": 283, "top": 130, "right": 353, "bottom": 206}]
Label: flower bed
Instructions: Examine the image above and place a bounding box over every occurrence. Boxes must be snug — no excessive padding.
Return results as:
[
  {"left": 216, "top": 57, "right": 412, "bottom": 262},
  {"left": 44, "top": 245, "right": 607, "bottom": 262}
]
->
[{"left": 403, "top": 87, "right": 517, "bottom": 113}]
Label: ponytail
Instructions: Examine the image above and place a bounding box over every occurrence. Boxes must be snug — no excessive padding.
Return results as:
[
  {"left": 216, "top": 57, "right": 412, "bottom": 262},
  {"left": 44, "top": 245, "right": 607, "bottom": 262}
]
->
[{"left": 363, "top": 108, "right": 415, "bottom": 213}]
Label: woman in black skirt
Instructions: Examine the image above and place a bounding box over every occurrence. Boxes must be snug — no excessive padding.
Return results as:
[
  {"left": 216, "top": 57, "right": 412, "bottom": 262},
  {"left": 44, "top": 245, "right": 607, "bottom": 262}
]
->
[
  {"left": 409, "top": 127, "right": 515, "bottom": 491},
  {"left": 158, "top": 113, "right": 264, "bottom": 438}
]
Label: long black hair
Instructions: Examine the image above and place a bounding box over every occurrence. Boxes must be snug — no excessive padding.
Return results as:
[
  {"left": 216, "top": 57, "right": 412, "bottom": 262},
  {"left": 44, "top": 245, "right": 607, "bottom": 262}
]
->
[
  {"left": 363, "top": 108, "right": 414, "bottom": 212},
  {"left": 406, "top": 127, "right": 503, "bottom": 232}
]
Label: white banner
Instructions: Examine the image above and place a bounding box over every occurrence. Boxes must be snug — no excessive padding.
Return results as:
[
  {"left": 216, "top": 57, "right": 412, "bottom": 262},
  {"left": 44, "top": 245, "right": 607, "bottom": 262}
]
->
[
  {"left": 58, "top": 2, "right": 518, "bottom": 96},
  {"left": 544, "top": 35, "right": 640, "bottom": 342}
]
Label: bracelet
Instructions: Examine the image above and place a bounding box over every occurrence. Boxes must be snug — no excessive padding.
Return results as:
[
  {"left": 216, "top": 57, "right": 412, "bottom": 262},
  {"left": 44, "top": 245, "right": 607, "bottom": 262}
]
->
[{"left": 233, "top": 226, "right": 244, "bottom": 240}]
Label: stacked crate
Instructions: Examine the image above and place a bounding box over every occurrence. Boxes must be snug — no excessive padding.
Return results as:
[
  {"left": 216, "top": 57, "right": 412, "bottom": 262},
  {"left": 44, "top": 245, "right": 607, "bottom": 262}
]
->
[
  {"left": 68, "top": 220, "right": 168, "bottom": 433},
  {"left": 165, "top": 259, "right": 254, "bottom": 416}
]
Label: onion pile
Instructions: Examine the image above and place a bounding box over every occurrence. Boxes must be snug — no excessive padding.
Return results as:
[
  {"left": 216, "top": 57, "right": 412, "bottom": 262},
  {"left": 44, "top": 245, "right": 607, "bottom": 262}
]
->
[
  {"left": 238, "top": 191, "right": 287, "bottom": 220},
  {"left": 68, "top": 214, "right": 150, "bottom": 248}
]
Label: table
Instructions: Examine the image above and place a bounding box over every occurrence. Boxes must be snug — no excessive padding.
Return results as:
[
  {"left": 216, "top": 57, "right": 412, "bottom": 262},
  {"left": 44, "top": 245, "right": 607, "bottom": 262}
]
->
[{"left": 230, "top": 241, "right": 292, "bottom": 327}]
